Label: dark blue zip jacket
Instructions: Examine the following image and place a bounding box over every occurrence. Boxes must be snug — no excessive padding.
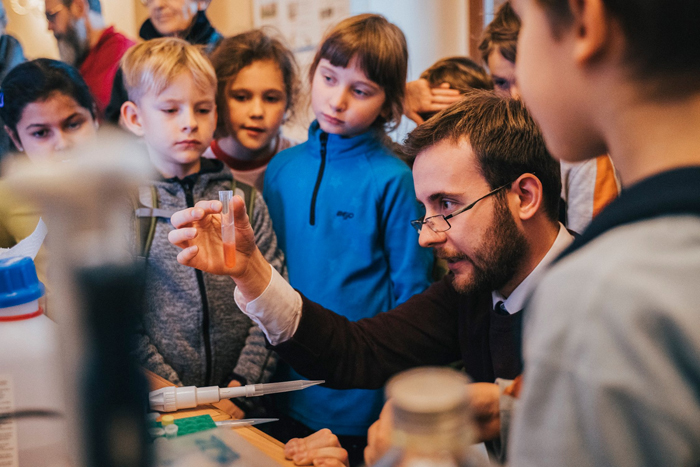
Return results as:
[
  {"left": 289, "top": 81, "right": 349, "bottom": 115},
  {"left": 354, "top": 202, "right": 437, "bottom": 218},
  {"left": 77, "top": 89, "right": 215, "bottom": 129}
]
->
[{"left": 264, "top": 121, "right": 434, "bottom": 435}]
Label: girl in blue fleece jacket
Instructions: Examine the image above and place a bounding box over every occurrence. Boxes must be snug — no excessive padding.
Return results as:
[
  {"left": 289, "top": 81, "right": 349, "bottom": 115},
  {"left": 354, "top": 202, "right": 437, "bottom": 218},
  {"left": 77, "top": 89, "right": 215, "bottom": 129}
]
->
[{"left": 262, "top": 14, "right": 433, "bottom": 453}]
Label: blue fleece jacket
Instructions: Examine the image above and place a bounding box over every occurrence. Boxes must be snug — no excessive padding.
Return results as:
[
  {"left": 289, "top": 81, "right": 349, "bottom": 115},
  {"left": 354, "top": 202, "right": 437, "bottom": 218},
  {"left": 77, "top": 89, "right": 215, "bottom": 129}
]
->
[{"left": 263, "top": 121, "right": 433, "bottom": 435}]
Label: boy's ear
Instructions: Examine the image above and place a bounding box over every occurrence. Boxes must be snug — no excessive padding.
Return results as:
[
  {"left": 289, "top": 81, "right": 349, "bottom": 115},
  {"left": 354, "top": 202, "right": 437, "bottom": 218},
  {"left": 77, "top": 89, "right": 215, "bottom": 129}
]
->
[
  {"left": 121, "top": 101, "right": 145, "bottom": 137},
  {"left": 4, "top": 125, "right": 23, "bottom": 152},
  {"left": 570, "top": 0, "right": 613, "bottom": 66}
]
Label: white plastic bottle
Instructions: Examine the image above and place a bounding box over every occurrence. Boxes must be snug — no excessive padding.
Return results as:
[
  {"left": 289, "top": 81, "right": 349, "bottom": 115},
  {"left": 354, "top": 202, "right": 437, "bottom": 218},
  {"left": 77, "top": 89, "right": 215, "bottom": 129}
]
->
[
  {"left": 374, "top": 367, "right": 489, "bottom": 467},
  {"left": 0, "top": 256, "right": 68, "bottom": 466}
]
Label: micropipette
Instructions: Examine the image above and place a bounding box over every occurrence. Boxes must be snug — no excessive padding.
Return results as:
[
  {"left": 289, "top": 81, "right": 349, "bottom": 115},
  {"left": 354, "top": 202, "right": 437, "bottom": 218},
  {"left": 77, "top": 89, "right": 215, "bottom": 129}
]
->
[
  {"left": 215, "top": 418, "right": 278, "bottom": 428},
  {"left": 149, "top": 380, "right": 324, "bottom": 412}
]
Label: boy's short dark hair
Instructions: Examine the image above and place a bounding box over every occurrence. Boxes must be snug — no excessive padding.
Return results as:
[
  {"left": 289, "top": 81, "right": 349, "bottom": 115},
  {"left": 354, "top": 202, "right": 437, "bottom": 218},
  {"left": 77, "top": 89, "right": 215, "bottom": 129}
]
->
[
  {"left": 420, "top": 57, "right": 493, "bottom": 93},
  {"left": 536, "top": 0, "right": 700, "bottom": 88},
  {"left": 404, "top": 90, "right": 561, "bottom": 222},
  {"left": 418, "top": 57, "right": 493, "bottom": 121},
  {"left": 309, "top": 14, "right": 408, "bottom": 131},
  {"left": 210, "top": 29, "right": 299, "bottom": 138},
  {"left": 478, "top": 2, "right": 520, "bottom": 65}
]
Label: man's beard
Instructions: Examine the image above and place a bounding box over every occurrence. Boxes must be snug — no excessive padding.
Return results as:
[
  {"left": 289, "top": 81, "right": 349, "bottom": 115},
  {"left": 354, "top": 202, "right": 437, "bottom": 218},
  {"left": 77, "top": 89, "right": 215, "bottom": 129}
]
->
[
  {"left": 57, "top": 17, "right": 90, "bottom": 67},
  {"left": 440, "top": 195, "right": 529, "bottom": 295}
]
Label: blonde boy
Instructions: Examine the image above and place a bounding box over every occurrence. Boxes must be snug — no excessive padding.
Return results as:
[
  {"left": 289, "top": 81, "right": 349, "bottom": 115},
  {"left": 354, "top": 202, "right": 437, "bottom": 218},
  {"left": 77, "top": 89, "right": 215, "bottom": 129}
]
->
[
  {"left": 120, "top": 38, "right": 217, "bottom": 179},
  {"left": 119, "top": 38, "right": 285, "bottom": 416}
]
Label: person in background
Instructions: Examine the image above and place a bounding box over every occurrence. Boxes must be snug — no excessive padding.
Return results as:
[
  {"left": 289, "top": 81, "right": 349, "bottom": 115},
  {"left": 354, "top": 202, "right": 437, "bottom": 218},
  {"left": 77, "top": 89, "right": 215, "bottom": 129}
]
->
[
  {"left": 478, "top": 0, "right": 618, "bottom": 233},
  {"left": 260, "top": 14, "right": 433, "bottom": 465},
  {"left": 0, "top": 2, "right": 26, "bottom": 161},
  {"left": 0, "top": 3, "right": 24, "bottom": 84},
  {"left": 203, "top": 30, "right": 300, "bottom": 192},
  {"left": 105, "top": 0, "right": 222, "bottom": 125},
  {"left": 418, "top": 56, "right": 493, "bottom": 118},
  {"left": 0, "top": 59, "right": 99, "bottom": 316},
  {"left": 397, "top": 56, "right": 493, "bottom": 167},
  {"left": 44, "top": 0, "right": 134, "bottom": 115},
  {"left": 398, "top": 58, "right": 490, "bottom": 149},
  {"left": 119, "top": 38, "right": 284, "bottom": 418},
  {"left": 139, "top": 0, "right": 221, "bottom": 52}
]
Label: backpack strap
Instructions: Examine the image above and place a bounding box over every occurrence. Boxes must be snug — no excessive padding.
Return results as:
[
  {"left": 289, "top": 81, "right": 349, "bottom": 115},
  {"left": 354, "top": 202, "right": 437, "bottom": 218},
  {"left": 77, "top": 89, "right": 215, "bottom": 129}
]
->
[
  {"left": 134, "top": 185, "right": 175, "bottom": 259},
  {"left": 133, "top": 180, "right": 255, "bottom": 259}
]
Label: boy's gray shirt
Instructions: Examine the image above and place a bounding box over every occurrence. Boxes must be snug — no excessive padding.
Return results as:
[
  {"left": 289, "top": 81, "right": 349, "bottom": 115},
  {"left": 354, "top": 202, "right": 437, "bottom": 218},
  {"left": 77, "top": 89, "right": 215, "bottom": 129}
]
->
[
  {"left": 134, "top": 159, "right": 286, "bottom": 393},
  {"left": 511, "top": 216, "right": 700, "bottom": 466}
]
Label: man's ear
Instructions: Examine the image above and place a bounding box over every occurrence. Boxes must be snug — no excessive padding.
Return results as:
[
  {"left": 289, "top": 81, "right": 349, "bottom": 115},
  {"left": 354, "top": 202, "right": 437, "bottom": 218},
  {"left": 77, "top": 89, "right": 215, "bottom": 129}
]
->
[
  {"left": 69, "top": 0, "right": 88, "bottom": 18},
  {"left": 121, "top": 101, "right": 145, "bottom": 137},
  {"left": 570, "top": 0, "right": 614, "bottom": 66},
  {"left": 511, "top": 173, "right": 543, "bottom": 221},
  {"left": 5, "top": 125, "right": 23, "bottom": 152}
]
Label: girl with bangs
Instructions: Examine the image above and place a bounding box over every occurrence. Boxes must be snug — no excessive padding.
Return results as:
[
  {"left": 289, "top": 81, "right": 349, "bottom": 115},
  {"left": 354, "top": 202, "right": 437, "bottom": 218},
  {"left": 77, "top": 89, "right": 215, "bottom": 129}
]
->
[{"left": 262, "top": 14, "right": 433, "bottom": 465}]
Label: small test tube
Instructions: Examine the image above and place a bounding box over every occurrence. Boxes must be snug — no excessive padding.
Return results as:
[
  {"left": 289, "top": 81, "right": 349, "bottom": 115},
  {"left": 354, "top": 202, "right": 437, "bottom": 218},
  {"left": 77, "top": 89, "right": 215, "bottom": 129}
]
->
[
  {"left": 219, "top": 190, "right": 236, "bottom": 268},
  {"left": 164, "top": 424, "right": 179, "bottom": 439}
]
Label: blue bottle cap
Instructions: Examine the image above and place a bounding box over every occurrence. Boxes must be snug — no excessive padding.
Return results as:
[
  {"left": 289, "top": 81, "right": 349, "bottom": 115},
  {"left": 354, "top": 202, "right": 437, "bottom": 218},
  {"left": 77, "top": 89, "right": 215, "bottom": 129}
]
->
[{"left": 0, "top": 256, "right": 45, "bottom": 307}]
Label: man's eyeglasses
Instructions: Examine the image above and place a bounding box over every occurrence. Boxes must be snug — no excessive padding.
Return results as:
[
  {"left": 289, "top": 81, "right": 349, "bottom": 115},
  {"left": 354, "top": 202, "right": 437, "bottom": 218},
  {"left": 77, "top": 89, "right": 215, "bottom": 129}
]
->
[{"left": 411, "top": 180, "right": 515, "bottom": 234}]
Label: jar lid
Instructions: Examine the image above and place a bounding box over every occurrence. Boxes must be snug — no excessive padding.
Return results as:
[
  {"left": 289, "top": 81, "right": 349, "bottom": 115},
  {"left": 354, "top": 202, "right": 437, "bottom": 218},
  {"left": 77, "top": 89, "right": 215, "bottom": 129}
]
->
[{"left": 0, "top": 256, "right": 45, "bottom": 307}]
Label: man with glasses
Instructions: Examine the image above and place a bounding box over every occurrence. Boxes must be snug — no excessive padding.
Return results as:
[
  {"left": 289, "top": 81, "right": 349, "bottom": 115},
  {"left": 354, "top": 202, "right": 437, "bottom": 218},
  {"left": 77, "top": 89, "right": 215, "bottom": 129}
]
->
[
  {"left": 168, "top": 91, "right": 571, "bottom": 462},
  {"left": 44, "top": 0, "right": 133, "bottom": 113}
]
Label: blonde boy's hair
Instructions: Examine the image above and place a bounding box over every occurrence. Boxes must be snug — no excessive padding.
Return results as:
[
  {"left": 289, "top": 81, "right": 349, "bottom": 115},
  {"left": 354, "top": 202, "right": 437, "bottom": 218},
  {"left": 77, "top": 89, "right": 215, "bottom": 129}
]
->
[{"left": 120, "top": 37, "right": 217, "bottom": 103}]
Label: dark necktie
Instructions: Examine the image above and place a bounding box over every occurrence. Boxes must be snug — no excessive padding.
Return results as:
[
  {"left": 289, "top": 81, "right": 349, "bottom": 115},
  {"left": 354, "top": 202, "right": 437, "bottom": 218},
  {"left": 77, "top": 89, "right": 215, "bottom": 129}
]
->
[{"left": 494, "top": 300, "right": 509, "bottom": 316}]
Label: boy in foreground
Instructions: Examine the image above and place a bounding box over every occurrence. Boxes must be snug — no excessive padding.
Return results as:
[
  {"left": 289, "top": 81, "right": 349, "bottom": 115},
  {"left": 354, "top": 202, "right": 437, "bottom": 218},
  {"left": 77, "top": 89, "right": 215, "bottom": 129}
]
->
[
  {"left": 120, "top": 38, "right": 284, "bottom": 417},
  {"left": 510, "top": 0, "right": 700, "bottom": 464}
]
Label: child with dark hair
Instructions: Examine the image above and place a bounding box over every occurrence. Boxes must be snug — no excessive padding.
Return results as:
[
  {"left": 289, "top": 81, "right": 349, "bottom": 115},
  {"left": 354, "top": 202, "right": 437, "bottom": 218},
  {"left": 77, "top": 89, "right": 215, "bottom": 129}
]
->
[
  {"left": 202, "top": 29, "right": 300, "bottom": 191},
  {"left": 479, "top": 0, "right": 619, "bottom": 234},
  {"left": 0, "top": 58, "right": 99, "bottom": 309},
  {"left": 510, "top": 0, "right": 700, "bottom": 464},
  {"left": 478, "top": 1, "right": 520, "bottom": 98},
  {"left": 262, "top": 13, "right": 433, "bottom": 463},
  {"left": 416, "top": 56, "right": 493, "bottom": 121}
]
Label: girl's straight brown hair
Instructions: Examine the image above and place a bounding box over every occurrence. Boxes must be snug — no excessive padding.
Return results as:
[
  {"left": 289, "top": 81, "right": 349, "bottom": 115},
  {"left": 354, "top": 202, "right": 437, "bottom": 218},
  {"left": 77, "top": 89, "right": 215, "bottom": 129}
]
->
[{"left": 309, "top": 14, "right": 408, "bottom": 131}]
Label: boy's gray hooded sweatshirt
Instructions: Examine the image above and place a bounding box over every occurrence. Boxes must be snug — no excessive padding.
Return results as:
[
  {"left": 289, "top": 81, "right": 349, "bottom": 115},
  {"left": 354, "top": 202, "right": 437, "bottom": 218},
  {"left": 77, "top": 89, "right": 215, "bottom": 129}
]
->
[{"left": 134, "top": 158, "right": 285, "bottom": 394}]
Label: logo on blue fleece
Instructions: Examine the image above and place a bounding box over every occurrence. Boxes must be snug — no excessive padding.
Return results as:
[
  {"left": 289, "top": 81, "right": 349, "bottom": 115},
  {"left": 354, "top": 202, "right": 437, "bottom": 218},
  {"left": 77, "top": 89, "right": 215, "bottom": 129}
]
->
[{"left": 336, "top": 211, "right": 354, "bottom": 220}]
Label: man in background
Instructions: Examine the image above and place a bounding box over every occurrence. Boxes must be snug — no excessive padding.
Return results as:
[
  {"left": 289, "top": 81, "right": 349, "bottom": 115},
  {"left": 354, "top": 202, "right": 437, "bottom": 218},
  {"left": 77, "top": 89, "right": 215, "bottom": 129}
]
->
[{"left": 44, "top": 0, "right": 134, "bottom": 113}]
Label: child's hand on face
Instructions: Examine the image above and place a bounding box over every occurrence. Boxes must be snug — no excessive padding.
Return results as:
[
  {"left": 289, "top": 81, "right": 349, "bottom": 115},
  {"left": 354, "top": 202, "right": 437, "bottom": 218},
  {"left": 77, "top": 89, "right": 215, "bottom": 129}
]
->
[{"left": 405, "top": 79, "right": 461, "bottom": 124}]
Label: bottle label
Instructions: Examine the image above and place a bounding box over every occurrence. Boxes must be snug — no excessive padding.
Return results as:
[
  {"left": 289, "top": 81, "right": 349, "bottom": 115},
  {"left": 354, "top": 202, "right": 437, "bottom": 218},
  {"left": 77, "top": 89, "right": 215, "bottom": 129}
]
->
[{"left": 0, "top": 375, "right": 18, "bottom": 467}]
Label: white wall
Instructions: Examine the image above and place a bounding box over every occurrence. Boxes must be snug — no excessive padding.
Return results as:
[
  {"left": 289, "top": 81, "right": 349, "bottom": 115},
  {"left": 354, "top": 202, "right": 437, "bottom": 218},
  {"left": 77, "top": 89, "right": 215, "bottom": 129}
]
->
[{"left": 351, "top": 0, "right": 468, "bottom": 80}]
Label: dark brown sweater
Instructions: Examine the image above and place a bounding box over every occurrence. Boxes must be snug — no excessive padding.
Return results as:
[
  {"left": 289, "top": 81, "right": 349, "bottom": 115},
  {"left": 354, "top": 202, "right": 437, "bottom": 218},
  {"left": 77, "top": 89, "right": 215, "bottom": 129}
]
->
[{"left": 273, "top": 275, "right": 523, "bottom": 388}]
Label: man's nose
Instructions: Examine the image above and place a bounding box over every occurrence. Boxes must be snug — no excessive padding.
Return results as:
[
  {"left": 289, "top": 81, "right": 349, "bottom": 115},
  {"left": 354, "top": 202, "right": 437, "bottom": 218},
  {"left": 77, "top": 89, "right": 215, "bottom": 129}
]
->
[{"left": 418, "top": 224, "right": 445, "bottom": 248}]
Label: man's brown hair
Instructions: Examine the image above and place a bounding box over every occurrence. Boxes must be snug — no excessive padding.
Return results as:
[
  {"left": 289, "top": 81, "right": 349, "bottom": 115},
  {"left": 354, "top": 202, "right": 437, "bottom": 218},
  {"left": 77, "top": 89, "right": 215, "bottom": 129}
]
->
[
  {"left": 478, "top": 2, "right": 520, "bottom": 65},
  {"left": 404, "top": 90, "right": 561, "bottom": 222},
  {"left": 309, "top": 14, "right": 408, "bottom": 131}
]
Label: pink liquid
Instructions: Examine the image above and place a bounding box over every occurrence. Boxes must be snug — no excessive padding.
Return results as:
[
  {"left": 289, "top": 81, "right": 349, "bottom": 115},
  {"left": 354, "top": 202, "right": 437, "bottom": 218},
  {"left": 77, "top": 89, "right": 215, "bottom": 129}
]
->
[{"left": 223, "top": 242, "right": 236, "bottom": 268}]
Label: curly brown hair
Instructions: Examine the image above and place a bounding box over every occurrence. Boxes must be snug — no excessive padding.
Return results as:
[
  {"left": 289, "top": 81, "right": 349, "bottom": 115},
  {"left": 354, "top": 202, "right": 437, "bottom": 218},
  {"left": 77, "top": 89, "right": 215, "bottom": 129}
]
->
[{"left": 209, "top": 29, "right": 299, "bottom": 138}]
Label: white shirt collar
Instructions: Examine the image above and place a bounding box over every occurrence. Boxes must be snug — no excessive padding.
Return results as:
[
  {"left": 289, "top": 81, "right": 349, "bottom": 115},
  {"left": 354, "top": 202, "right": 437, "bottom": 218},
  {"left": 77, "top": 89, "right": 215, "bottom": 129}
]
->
[{"left": 492, "top": 223, "right": 573, "bottom": 314}]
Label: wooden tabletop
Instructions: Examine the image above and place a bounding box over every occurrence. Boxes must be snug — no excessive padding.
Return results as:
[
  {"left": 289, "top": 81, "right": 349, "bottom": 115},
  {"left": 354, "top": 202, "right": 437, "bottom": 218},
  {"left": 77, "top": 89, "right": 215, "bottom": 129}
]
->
[{"left": 144, "top": 369, "right": 295, "bottom": 466}]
